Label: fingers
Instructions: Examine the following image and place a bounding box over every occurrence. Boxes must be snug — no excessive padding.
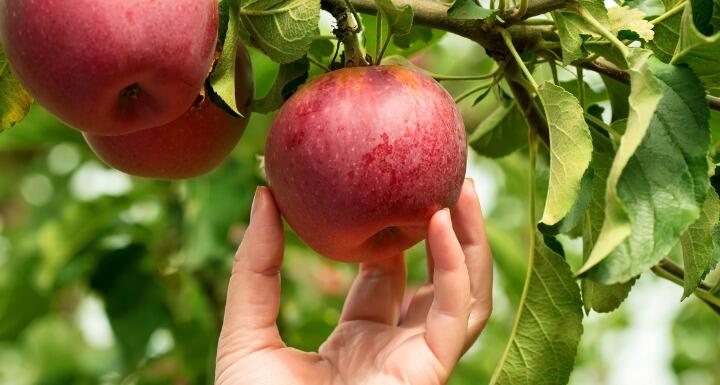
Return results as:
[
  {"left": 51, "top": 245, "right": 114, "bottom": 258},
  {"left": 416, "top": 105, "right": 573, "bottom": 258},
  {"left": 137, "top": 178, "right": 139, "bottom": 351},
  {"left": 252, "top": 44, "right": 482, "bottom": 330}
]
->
[
  {"left": 452, "top": 179, "right": 493, "bottom": 351},
  {"left": 340, "top": 254, "right": 406, "bottom": 325},
  {"left": 400, "top": 283, "right": 433, "bottom": 327},
  {"left": 219, "top": 187, "right": 285, "bottom": 347},
  {"left": 424, "top": 209, "right": 471, "bottom": 369}
]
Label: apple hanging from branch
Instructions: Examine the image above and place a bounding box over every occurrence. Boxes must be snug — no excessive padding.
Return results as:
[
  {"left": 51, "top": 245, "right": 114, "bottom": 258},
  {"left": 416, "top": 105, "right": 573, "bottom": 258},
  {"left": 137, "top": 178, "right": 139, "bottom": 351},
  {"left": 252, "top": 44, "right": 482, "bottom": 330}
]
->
[
  {"left": 0, "top": 0, "right": 219, "bottom": 135},
  {"left": 84, "top": 43, "right": 254, "bottom": 180},
  {"left": 265, "top": 65, "right": 467, "bottom": 262}
]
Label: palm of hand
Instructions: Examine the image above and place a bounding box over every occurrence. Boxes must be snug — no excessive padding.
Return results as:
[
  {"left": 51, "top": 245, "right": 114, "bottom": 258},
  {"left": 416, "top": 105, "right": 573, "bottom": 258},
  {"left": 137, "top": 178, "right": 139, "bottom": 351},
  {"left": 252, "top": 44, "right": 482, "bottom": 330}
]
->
[{"left": 216, "top": 181, "right": 492, "bottom": 385}]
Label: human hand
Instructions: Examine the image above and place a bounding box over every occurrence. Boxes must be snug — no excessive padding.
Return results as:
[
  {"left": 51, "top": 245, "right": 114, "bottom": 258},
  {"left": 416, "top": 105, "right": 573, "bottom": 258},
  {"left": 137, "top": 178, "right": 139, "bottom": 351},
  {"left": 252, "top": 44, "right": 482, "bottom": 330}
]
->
[{"left": 215, "top": 180, "right": 493, "bottom": 385}]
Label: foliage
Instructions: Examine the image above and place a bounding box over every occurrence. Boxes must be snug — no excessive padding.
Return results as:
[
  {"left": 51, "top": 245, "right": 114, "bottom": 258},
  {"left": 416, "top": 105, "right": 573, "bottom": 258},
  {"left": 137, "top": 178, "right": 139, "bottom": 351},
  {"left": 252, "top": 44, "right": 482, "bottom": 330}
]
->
[{"left": 2, "top": 0, "right": 720, "bottom": 384}]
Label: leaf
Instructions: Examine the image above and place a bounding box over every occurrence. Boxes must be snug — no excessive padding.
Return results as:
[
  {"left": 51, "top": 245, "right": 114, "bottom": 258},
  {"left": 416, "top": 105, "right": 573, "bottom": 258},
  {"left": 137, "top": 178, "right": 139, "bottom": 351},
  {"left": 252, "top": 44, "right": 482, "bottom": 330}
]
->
[
  {"left": 0, "top": 45, "right": 33, "bottom": 132},
  {"left": 251, "top": 57, "right": 309, "bottom": 113},
  {"left": 393, "top": 25, "right": 445, "bottom": 51},
  {"left": 210, "top": 3, "right": 242, "bottom": 116},
  {"left": 538, "top": 82, "right": 593, "bottom": 227},
  {"left": 490, "top": 239, "right": 584, "bottom": 385},
  {"left": 239, "top": 0, "right": 321, "bottom": 63},
  {"left": 582, "top": 131, "right": 636, "bottom": 313},
  {"left": 538, "top": 168, "right": 594, "bottom": 236},
  {"left": 581, "top": 54, "right": 711, "bottom": 284},
  {"left": 553, "top": 11, "right": 596, "bottom": 65},
  {"left": 680, "top": 188, "right": 720, "bottom": 299},
  {"left": 375, "top": 0, "right": 414, "bottom": 36},
  {"left": 608, "top": 6, "right": 655, "bottom": 41},
  {"left": 447, "top": 0, "right": 497, "bottom": 20},
  {"left": 581, "top": 0, "right": 610, "bottom": 25},
  {"left": 647, "top": 8, "right": 682, "bottom": 62},
  {"left": 468, "top": 102, "right": 528, "bottom": 158},
  {"left": 671, "top": 0, "right": 720, "bottom": 91},
  {"left": 576, "top": 49, "right": 662, "bottom": 278},
  {"left": 309, "top": 38, "right": 335, "bottom": 60}
]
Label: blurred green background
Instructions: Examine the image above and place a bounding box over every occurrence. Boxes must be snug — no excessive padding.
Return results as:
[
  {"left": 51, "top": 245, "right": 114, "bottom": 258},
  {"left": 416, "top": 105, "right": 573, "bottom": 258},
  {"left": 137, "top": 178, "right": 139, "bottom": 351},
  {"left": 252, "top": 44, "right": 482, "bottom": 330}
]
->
[{"left": 1, "top": 18, "right": 720, "bottom": 385}]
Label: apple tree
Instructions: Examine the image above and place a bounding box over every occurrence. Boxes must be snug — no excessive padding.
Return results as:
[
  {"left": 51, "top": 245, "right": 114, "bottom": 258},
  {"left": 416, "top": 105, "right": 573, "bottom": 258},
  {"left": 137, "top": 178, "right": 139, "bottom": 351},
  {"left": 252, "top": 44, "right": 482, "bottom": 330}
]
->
[{"left": 1, "top": 0, "right": 720, "bottom": 384}]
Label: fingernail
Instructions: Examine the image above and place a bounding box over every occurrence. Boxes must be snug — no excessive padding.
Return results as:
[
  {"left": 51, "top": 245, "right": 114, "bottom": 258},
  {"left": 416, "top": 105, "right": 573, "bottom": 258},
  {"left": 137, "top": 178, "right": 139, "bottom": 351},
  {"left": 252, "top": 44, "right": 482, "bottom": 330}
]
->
[
  {"left": 466, "top": 177, "right": 475, "bottom": 189},
  {"left": 442, "top": 207, "right": 451, "bottom": 219},
  {"left": 250, "top": 186, "right": 264, "bottom": 220}
]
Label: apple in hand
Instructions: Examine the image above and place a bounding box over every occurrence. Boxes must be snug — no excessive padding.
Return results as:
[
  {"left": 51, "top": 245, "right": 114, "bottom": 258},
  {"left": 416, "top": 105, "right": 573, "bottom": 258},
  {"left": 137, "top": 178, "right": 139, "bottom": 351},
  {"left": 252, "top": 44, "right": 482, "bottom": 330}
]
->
[
  {"left": 84, "top": 44, "right": 254, "bottom": 180},
  {"left": 0, "top": 0, "right": 218, "bottom": 135},
  {"left": 265, "top": 65, "right": 467, "bottom": 262}
]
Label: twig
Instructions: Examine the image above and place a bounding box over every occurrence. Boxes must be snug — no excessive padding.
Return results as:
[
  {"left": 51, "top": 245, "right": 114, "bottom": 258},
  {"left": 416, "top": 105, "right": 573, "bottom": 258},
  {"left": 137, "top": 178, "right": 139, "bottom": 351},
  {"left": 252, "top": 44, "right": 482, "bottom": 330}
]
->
[
  {"left": 650, "top": 0, "right": 687, "bottom": 25},
  {"left": 651, "top": 258, "right": 720, "bottom": 314},
  {"left": 308, "top": 56, "right": 331, "bottom": 72},
  {"left": 579, "top": 58, "right": 720, "bottom": 112}
]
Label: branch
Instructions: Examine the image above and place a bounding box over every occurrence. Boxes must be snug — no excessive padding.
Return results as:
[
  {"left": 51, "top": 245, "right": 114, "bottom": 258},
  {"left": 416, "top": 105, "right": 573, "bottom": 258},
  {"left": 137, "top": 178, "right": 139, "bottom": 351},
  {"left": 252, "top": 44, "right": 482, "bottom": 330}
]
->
[
  {"left": 504, "top": 62, "right": 550, "bottom": 146},
  {"left": 322, "top": 0, "right": 559, "bottom": 58},
  {"left": 580, "top": 58, "right": 720, "bottom": 112},
  {"left": 651, "top": 258, "right": 720, "bottom": 315}
]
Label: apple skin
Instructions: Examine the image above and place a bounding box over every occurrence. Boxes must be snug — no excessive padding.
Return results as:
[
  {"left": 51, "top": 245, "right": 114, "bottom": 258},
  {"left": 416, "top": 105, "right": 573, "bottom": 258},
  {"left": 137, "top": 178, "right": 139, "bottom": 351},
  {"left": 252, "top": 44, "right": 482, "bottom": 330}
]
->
[
  {"left": 0, "top": 0, "right": 218, "bottom": 135},
  {"left": 265, "top": 65, "right": 467, "bottom": 263},
  {"left": 84, "top": 44, "right": 254, "bottom": 180}
]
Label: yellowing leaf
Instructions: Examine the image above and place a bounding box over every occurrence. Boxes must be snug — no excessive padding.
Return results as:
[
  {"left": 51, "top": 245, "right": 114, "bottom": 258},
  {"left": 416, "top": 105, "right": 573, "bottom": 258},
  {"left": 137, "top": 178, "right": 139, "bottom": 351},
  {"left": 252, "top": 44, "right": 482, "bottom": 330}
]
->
[
  {"left": 608, "top": 6, "right": 655, "bottom": 41},
  {"left": 538, "top": 82, "right": 593, "bottom": 227},
  {"left": 0, "top": 46, "right": 32, "bottom": 132}
]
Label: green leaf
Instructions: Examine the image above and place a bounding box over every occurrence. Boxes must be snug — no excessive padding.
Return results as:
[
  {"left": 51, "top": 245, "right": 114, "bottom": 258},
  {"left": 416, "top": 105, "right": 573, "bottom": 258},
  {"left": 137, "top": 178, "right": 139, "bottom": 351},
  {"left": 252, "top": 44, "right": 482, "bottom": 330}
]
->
[
  {"left": 608, "top": 6, "right": 655, "bottom": 41},
  {"left": 553, "top": 11, "right": 596, "bottom": 65},
  {"left": 375, "top": 0, "right": 414, "bottom": 36},
  {"left": 251, "top": 57, "right": 309, "bottom": 113},
  {"left": 447, "top": 0, "right": 497, "bottom": 20},
  {"left": 538, "top": 82, "right": 593, "bottom": 227},
  {"left": 490, "top": 239, "right": 584, "bottom": 385},
  {"left": 0, "top": 45, "right": 33, "bottom": 132},
  {"left": 468, "top": 101, "right": 528, "bottom": 158},
  {"left": 581, "top": 0, "right": 611, "bottom": 25},
  {"left": 647, "top": 8, "right": 682, "bottom": 62},
  {"left": 680, "top": 188, "right": 720, "bottom": 299},
  {"left": 577, "top": 49, "right": 662, "bottom": 278},
  {"left": 538, "top": 168, "right": 594, "bottom": 236},
  {"left": 671, "top": 0, "right": 720, "bottom": 91},
  {"left": 309, "top": 38, "right": 335, "bottom": 60},
  {"left": 210, "top": 3, "right": 242, "bottom": 116},
  {"left": 393, "top": 25, "right": 444, "bottom": 50},
  {"left": 239, "top": 0, "right": 321, "bottom": 63},
  {"left": 581, "top": 54, "right": 711, "bottom": 284},
  {"left": 582, "top": 131, "right": 636, "bottom": 313}
]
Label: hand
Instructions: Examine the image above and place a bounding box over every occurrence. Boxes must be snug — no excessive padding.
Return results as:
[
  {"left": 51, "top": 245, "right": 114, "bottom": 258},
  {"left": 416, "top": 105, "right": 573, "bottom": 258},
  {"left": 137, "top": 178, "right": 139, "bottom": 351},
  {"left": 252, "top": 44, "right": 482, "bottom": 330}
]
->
[{"left": 215, "top": 180, "right": 493, "bottom": 385}]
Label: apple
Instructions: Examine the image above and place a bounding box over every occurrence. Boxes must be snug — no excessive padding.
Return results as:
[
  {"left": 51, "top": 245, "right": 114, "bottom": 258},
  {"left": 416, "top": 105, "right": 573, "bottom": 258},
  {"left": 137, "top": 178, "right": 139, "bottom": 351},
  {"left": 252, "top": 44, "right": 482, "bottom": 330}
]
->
[
  {"left": 0, "top": 0, "right": 218, "bottom": 135},
  {"left": 265, "top": 65, "right": 467, "bottom": 262},
  {"left": 84, "top": 43, "right": 254, "bottom": 180}
]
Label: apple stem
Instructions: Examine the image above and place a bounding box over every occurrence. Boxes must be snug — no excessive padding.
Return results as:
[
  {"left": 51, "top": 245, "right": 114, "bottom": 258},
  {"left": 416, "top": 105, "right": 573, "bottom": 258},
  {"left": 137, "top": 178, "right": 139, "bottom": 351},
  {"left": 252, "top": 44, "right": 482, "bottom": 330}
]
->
[{"left": 323, "top": 0, "right": 370, "bottom": 67}]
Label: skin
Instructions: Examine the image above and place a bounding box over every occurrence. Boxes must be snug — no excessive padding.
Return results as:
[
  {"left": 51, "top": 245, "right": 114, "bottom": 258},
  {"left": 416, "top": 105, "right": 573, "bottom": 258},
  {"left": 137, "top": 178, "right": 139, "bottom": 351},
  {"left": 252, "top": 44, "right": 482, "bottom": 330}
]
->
[
  {"left": 215, "top": 180, "right": 493, "bottom": 385},
  {"left": 0, "top": 0, "right": 218, "bottom": 135},
  {"left": 265, "top": 66, "right": 467, "bottom": 263},
  {"left": 84, "top": 43, "right": 254, "bottom": 179}
]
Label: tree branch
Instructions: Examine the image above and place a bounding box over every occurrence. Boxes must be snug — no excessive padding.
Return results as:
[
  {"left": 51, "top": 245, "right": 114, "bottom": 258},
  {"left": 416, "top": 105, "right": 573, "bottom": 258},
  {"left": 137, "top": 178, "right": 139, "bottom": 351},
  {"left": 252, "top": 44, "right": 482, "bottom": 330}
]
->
[
  {"left": 322, "top": 0, "right": 556, "bottom": 58},
  {"left": 580, "top": 58, "right": 720, "bottom": 112},
  {"left": 652, "top": 258, "right": 720, "bottom": 315},
  {"left": 504, "top": 62, "right": 550, "bottom": 146}
]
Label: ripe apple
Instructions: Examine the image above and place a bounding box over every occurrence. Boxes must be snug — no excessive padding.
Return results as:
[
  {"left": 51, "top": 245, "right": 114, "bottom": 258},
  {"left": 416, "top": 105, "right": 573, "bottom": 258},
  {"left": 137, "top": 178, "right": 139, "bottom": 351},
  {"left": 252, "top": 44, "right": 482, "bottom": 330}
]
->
[
  {"left": 84, "top": 43, "right": 254, "bottom": 180},
  {"left": 265, "top": 65, "right": 467, "bottom": 262},
  {"left": 0, "top": 0, "right": 218, "bottom": 135}
]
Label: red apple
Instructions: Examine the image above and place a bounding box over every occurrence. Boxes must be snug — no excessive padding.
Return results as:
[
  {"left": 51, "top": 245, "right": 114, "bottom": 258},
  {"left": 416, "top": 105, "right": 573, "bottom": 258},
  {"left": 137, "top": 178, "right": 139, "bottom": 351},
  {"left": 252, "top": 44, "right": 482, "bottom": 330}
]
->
[
  {"left": 265, "top": 65, "right": 467, "bottom": 262},
  {"left": 0, "top": 0, "right": 218, "bottom": 135},
  {"left": 84, "top": 44, "right": 254, "bottom": 180}
]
